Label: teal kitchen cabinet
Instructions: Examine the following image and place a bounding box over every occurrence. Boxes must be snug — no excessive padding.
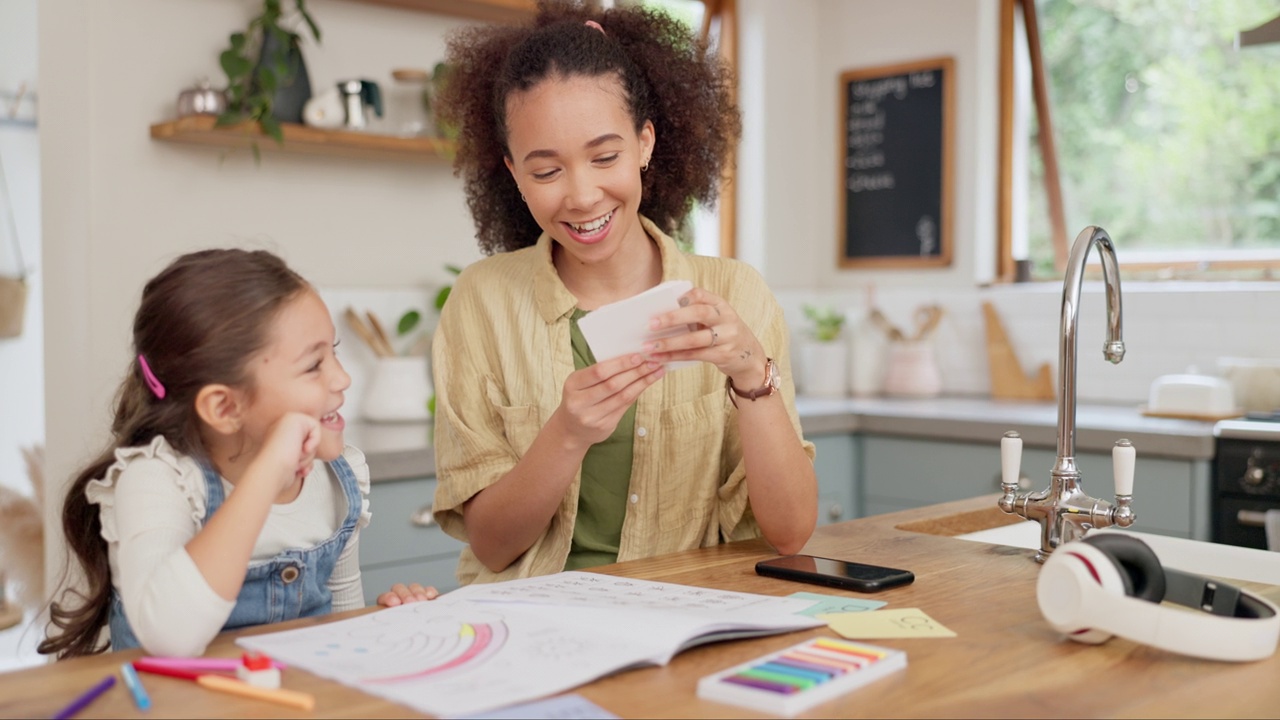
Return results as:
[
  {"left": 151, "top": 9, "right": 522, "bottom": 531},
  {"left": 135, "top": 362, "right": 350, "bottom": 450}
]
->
[
  {"left": 361, "top": 476, "right": 464, "bottom": 604},
  {"left": 811, "top": 434, "right": 859, "bottom": 526},
  {"left": 860, "top": 435, "right": 1208, "bottom": 539}
]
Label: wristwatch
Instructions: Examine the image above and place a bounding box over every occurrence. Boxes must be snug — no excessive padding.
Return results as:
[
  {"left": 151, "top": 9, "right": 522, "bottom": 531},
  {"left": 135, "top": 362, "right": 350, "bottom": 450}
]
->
[{"left": 727, "top": 358, "right": 780, "bottom": 407}]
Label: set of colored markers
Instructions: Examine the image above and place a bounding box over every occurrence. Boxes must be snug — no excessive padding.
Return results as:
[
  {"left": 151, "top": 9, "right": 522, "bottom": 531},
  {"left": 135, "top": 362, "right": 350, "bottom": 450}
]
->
[
  {"left": 696, "top": 636, "right": 908, "bottom": 717},
  {"left": 49, "top": 653, "right": 312, "bottom": 718}
]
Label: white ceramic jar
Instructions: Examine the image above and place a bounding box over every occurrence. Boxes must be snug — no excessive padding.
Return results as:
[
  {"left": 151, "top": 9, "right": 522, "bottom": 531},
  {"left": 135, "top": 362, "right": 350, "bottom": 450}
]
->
[{"left": 362, "top": 356, "right": 432, "bottom": 422}]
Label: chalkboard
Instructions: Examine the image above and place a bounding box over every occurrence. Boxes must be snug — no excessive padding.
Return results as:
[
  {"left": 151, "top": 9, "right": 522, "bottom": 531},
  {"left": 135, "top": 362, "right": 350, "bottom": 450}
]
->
[{"left": 838, "top": 57, "right": 953, "bottom": 269}]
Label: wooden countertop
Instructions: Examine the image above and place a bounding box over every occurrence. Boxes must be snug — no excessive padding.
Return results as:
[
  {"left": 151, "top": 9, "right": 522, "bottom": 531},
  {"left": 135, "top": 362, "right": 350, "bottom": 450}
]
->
[{"left": 2, "top": 496, "right": 1276, "bottom": 718}]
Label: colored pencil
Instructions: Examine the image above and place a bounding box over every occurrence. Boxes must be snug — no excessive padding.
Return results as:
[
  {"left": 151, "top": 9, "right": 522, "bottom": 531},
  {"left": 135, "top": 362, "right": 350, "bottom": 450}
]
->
[
  {"left": 132, "top": 659, "right": 203, "bottom": 681},
  {"left": 51, "top": 675, "right": 116, "bottom": 720},
  {"left": 196, "top": 674, "right": 316, "bottom": 711},
  {"left": 138, "top": 656, "right": 287, "bottom": 671},
  {"left": 120, "top": 662, "right": 152, "bottom": 711}
]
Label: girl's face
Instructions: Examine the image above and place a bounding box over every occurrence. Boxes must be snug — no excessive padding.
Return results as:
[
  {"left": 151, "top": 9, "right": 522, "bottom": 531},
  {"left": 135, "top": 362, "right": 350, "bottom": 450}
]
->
[
  {"left": 504, "top": 73, "right": 655, "bottom": 267},
  {"left": 240, "top": 290, "right": 351, "bottom": 462}
]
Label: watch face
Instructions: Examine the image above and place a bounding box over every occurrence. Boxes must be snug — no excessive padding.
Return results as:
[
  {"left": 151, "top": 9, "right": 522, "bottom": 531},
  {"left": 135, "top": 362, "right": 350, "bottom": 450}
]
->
[{"left": 767, "top": 359, "right": 780, "bottom": 391}]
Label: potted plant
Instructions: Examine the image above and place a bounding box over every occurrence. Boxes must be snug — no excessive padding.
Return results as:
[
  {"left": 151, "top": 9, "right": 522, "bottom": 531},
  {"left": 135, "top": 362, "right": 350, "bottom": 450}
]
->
[
  {"left": 217, "top": 0, "right": 322, "bottom": 155},
  {"left": 798, "top": 304, "right": 849, "bottom": 397}
]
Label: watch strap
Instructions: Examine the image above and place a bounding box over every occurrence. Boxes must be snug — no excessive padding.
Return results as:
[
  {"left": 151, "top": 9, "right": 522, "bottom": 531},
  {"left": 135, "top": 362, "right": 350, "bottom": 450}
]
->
[{"left": 727, "top": 358, "right": 777, "bottom": 407}]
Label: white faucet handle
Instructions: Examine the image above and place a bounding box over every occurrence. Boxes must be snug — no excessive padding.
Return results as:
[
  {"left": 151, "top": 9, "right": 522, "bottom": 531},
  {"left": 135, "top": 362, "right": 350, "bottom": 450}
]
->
[
  {"left": 1001, "top": 431, "right": 1022, "bottom": 488},
  {"left": 1113, "top": 439, "right": 1135, "bottom": 496}
]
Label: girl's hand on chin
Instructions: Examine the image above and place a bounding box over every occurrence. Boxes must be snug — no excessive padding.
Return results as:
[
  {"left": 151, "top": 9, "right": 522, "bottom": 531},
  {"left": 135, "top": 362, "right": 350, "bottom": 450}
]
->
[{"left": 259, "top": 412, "right": 322, "bottom": 490}]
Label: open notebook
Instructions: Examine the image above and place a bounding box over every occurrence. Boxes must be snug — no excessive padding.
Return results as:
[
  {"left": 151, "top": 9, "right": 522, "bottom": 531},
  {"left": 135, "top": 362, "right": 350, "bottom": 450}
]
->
[{"left": 237, "top": 571, "right": 822, "bottom": 717}]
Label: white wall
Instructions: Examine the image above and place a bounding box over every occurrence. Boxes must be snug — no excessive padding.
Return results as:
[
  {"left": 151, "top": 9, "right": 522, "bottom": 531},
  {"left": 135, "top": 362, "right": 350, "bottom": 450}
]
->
[
  {"left": 38, "top": 0, "right": 485, "bottom": 583},
  {"left": 738, "top": 0, "right": 998, "bottom": 291},
  {"left": 0, "top": 0, "right": 44, "bottom": 498}
]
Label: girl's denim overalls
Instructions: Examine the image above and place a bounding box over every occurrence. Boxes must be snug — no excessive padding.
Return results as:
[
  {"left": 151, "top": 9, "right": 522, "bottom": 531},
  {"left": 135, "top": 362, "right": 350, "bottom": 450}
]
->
[{"left": 108, "top": 457, "right": 361, "bottom": 651}]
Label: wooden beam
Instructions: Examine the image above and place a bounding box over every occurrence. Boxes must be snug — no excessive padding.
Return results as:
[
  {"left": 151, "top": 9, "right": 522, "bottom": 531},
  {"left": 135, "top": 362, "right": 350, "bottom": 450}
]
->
[
  {"left": 997, "top": 0, "right": 1016, "bottom": 282},
  {"left": 717, "top": 0, "right": 738, "bottom": 259},
  {"left": 1021, "top": 0, "right": 1069, "bottom": 272}
]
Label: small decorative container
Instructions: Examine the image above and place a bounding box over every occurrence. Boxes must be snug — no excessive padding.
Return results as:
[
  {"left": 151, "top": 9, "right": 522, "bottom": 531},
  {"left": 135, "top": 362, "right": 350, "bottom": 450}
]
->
[
  {"left": 798, "top": 340, "right": 850, "bottom": 397},
  {"left": 176, "top": 79, "right": 228, "bottom": 118},
  {"left": 883, "top": 340, "right": 943, "bottom": 397}
]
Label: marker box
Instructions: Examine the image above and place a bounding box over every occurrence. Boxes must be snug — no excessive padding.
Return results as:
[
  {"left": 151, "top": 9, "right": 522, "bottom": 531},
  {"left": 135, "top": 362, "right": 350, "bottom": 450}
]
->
[{"left": 696, "top": 637, "right": 907, "bottom": 717}]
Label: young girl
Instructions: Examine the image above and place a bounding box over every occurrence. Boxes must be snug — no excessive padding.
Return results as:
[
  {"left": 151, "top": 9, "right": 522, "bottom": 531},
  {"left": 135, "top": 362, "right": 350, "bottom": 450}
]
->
[
  {"left": 422, "top": 0, "right": 818, "bottom": 586},
  {"left": 39, "top": 248, "right": 435, "bottom": 659}
]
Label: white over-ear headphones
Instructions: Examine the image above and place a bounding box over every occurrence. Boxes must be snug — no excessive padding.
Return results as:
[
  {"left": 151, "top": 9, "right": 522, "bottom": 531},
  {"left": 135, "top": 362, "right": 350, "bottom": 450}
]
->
[{"left": 1037, "top": 533, "right": 1280, "bottom": 662}]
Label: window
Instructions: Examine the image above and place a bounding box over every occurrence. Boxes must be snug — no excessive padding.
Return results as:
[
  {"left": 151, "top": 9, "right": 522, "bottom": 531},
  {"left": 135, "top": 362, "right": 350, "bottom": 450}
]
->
[
  {"left": 635, "top": 0, "right": 736, "bottom": 257},
  {"left": 1000, "top": 0, "right": 1280, "bottom": 281}
]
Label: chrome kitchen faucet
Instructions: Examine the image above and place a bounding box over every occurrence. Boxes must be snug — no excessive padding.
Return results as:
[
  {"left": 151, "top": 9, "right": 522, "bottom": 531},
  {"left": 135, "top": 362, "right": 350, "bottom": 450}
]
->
[{"left": 998, "top": 226, "right": 1137, "bottom": 562}]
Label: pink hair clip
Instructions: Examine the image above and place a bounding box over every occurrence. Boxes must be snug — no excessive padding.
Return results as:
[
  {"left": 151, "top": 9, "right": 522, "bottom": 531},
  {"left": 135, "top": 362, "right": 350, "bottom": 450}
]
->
[
  {"left": 138, "top": 354, "right": 166, "bottom": 399},
  {"left": 584, "top": 20, "right": 605, "bottom": 35}
]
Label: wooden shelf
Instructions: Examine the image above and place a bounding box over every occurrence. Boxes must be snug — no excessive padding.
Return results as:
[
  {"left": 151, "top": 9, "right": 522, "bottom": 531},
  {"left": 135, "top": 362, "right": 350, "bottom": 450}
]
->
[
  {"left": 149, "top": 116, "right": 455, "bottom": 163},
  {"left": 343, "top": 0, "right": 536, "bottom": 25}
]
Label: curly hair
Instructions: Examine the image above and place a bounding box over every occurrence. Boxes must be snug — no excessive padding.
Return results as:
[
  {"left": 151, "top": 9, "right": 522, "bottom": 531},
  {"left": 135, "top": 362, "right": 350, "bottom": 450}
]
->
[{"left": 438, "top": 0, "right": 741, "bottom": 255}]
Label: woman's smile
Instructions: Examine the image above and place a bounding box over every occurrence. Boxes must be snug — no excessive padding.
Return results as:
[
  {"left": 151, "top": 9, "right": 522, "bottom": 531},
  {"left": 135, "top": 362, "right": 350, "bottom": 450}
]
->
[{"left": 564, "top": 209, "right": 616, "bottom": 244}]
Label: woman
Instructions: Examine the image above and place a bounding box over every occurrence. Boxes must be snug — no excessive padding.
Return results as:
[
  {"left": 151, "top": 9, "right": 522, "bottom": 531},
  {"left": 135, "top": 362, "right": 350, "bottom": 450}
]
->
[{"left": 431, "top": 0, "right": 816, "bottom": 584}]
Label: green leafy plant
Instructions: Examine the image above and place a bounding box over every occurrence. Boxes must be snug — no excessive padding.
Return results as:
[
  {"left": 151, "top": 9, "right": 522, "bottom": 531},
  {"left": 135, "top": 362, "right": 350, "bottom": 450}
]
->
[
  {"left": 803, "top": 304, "right": 846, "bottom": 343},
  {"left": 217, "top": 0, "right": 321, "bottom": 152},
  {"left": 396, "top": 310, "right": 421, "bottom": 337},
  {"left": 433, "top": 264, "right": 463, "bottom": 312}
]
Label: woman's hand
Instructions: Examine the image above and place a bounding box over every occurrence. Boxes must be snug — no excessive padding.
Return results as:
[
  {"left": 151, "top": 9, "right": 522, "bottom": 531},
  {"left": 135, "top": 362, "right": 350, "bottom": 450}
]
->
[
  {"left": 645, "top": 287, "right": 768, "bottom": 389},
  {"left": 552, "top": 354, "right": 666, "bottom": 451},
  {"left": 376, "top": 582, "right": 440, "bottom": 607}
]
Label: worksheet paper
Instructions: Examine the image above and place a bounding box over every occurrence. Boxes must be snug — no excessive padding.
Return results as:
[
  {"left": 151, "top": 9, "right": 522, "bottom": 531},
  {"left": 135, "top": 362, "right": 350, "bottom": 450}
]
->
[
  {"left": 236, "top": 572, "right": 820, "bottom": 718},
  {"left": 576, "top": 280, "right": 699, "bottom": 370}
]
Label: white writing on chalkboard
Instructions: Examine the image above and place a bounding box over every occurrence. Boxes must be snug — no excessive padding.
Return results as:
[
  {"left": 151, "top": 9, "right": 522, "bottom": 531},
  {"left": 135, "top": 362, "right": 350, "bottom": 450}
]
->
[
  {"left": 851, "top": 76, "right": 908, "bottom": 102},
  {"left": 848, "top": 131, "right": 884, "bottom": 149},
  {"left": 909, "top": 72, "right": 936, "bottom": 89},
  {"left": 848, "top": 173, "right": 895, "bottom": 192},
  {"left": 917, "top": 216, "right": 937, "bottom": 255},
  {"left": 847, "top": 113, "right": 885, "bottom": 132},
  {"left": 846, "top": 153, "right": 884, "bottom": 170},
  {"left": 847, "top": 87, "right": 893, "bottom": 189}
]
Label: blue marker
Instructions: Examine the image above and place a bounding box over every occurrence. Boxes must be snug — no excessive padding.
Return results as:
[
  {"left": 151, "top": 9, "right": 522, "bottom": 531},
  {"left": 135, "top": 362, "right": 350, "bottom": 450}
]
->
[{"left": 120, "top": 662, "right": 152, "bottom": 711}]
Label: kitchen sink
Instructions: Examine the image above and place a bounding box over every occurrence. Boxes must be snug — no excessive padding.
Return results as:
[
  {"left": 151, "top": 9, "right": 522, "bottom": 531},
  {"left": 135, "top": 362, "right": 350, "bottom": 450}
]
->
[{"left": 955, "top": 518, "right": 1280, "bottom": 586}]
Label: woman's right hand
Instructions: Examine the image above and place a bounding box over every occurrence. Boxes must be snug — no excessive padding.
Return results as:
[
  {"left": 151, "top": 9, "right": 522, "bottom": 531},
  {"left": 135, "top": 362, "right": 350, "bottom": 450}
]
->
[{"left": 554, "top": 353, "right": 665, "bottom": 449}]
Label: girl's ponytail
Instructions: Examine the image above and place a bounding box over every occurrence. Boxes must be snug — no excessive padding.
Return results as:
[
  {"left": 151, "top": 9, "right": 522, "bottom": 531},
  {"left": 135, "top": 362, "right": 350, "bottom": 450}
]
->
[{"left": 39, "top": 371, "right": 157, "bottom": 657}]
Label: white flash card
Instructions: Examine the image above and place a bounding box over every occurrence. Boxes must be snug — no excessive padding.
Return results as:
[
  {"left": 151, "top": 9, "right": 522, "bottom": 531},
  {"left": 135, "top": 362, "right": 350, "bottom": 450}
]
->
[{"left": 577, "top": 280, "right": 698, "bottom": 370}]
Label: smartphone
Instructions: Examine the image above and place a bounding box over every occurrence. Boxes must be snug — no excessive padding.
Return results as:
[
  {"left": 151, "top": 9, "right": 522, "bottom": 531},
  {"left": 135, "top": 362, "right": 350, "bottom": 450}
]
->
[{"left": 755, "top": 554, "right": 915, "bottom": 592}]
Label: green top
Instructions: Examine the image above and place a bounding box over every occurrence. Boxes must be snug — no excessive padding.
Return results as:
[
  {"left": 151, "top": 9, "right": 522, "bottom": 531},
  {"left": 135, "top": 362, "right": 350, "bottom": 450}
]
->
[{"left": 564, "top": 308, "right": 636, "bottom": 571}]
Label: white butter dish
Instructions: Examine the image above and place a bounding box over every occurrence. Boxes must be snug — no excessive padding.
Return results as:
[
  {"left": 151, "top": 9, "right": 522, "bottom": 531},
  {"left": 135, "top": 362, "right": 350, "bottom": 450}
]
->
[{"left": 1142, "top": 373, "right": 1241, "bottom": 421}]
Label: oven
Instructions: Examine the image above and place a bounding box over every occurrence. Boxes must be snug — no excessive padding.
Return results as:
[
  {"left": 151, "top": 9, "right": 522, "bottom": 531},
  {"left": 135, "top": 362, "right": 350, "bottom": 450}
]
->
[{"left": 1212, "top": 418, "right": 1280, "bottom": 549}]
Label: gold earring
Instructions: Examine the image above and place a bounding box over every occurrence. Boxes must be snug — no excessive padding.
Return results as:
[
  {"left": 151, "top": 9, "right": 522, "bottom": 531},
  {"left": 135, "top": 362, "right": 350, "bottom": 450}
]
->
[
  {"left": 521, "top": 193, "right": 527, "bottom": 202},
  {"left": 642, "top": 161, "right": 650, "bottom": 172}
]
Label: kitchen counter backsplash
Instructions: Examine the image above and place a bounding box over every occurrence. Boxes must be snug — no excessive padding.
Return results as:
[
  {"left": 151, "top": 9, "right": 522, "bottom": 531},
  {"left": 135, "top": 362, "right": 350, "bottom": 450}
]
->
[
  {"left": 355, "top": 394, "right": 1217, "bottom": 482},
  {"left": 775, "top": 283, "right": 1280, "bottom": 408}
]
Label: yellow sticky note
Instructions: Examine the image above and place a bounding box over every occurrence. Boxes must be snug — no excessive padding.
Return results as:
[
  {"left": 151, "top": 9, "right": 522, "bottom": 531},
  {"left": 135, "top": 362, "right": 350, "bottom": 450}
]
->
[{"left": 817, "top": 608, "right": 957, "bottom": 639}]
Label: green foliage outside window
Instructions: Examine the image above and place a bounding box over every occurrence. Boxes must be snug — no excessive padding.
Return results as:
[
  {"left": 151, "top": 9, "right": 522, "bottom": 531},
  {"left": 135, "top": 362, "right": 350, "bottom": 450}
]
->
[{"left": 1028, "top": 0, "right": 1280, "bottom": 277}]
